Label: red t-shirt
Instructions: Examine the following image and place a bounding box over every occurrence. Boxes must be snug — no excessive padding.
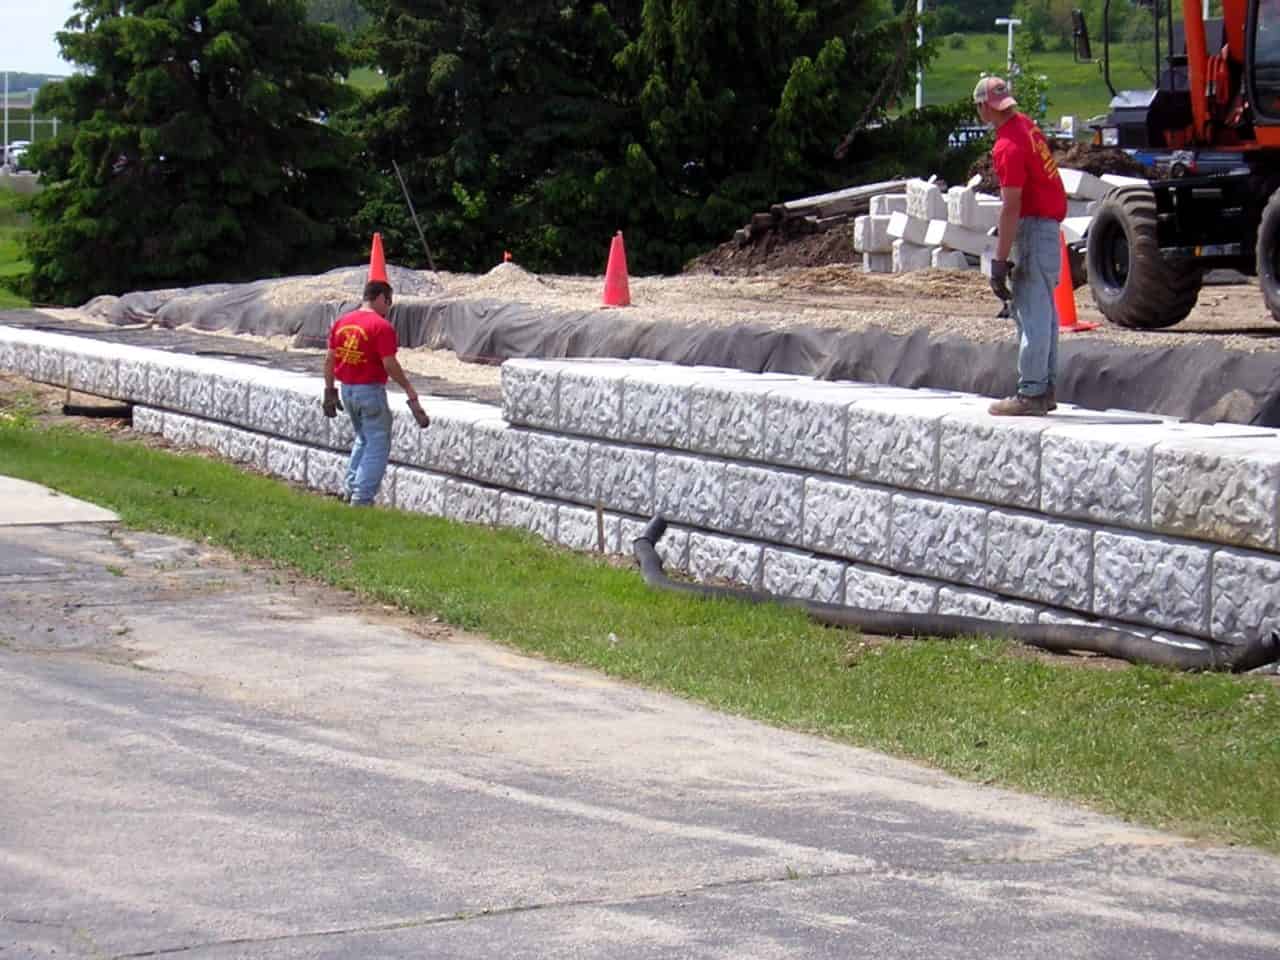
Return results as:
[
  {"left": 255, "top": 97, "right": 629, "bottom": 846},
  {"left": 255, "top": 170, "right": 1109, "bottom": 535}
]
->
[
  {"left": 328, "top": 308, "right": 397, "bottom": 384},
  {"left": 993, "top": 112, "right": 1067, "bottom": 222}
]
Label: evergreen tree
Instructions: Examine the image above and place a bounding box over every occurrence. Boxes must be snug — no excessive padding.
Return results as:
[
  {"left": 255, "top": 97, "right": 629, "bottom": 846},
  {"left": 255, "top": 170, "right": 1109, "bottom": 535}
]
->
[{"left": 27, "top": 0, "right": 361, "bottom": 305}]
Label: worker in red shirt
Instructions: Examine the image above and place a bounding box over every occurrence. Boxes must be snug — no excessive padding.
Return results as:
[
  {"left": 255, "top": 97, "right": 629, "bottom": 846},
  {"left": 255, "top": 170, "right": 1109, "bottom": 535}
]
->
[
  {"left": 323, "top": 280, "right": 430, "bottom": 505},
  {"left": 974, "top": 76, "right": 1068, "bottom": 416}
]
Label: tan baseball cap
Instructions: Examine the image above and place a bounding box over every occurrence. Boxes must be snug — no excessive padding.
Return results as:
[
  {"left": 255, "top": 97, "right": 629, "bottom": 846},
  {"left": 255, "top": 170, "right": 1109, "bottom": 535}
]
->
[{"left": 973, "top": 76, "right": 1017, "bottom": 111}]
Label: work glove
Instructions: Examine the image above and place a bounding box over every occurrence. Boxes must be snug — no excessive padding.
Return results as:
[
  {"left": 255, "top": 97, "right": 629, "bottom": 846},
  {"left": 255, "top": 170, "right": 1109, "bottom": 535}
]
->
[
  {"left": 322, "top": 387, "right": 342, "bottom": 418},
  {"left": 407, "top": 396, "right": 430, "bottom": 429},
  {"left": 989, "top": 259, "right": 1013, "bottom": 302}
]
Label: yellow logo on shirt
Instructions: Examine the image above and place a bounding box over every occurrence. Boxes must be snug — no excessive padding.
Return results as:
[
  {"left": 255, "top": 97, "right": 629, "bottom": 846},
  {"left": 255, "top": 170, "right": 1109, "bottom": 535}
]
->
[
  {"left": 333, "top": 324, "right": 368, "bottom": 366},
  {"left": 1032, "top": 131, "right": 1059, "bottom": 178}
]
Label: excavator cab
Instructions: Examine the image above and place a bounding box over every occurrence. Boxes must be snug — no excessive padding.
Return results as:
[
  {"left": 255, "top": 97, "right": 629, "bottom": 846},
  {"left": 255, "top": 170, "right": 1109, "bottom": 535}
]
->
[{"left": 1073, "top": 0, "right": 1280, "bottom": 326}]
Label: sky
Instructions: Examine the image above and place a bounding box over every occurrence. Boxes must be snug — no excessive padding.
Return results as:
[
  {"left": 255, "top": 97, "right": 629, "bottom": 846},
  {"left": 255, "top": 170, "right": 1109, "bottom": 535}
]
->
[{"left": 0, "top": 0, "right": 77, "bottom": 76}]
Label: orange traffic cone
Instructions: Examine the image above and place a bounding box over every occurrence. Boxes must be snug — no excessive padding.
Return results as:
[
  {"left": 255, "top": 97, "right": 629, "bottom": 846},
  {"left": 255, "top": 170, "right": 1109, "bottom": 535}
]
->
[
  {"left": 503, "top": 250, "right": 513, "bottom": 262},
  {"left": 368, "top": 232, "right": 388, "bottom": 283},
  {"left": 602, "top": 231, "right": 631, "bottom": 307},
  {"left": 1056, "top": 232, "right": 1097, "bottom": 332}
]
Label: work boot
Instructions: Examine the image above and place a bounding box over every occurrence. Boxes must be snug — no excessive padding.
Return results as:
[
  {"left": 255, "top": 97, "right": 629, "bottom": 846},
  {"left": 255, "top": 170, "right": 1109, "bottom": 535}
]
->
[{"left": 989, "top": 393, "right": 1051, "bottom": 417}]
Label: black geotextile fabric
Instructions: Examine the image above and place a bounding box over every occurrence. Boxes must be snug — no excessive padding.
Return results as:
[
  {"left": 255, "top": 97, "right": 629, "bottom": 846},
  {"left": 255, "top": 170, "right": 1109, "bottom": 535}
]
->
[{"left": 12, "top": 272, "right": 1280, "bottom": 424}]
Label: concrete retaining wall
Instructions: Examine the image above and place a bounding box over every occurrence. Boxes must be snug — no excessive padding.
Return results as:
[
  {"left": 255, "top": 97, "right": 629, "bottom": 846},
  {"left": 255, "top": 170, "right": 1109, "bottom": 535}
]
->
[{"left": 4, "top": 324, "right": 1279, "bottom": 648}]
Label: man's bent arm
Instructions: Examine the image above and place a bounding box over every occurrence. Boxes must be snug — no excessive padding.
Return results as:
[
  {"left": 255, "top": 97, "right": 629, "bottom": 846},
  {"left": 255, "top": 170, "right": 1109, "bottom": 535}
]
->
[
  {"left": 382, "top": 355, "right": 419, "bottom": 403},
  {"left": 997, "top": 187, "right": 1023, "bottom": 261},
  {"left": 324, "top": 352, "right": 336, "bottom": 391}
]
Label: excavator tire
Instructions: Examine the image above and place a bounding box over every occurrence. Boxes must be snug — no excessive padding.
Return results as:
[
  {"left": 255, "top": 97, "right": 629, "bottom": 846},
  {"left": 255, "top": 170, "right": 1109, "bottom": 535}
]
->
[
  {"left": 1256, "top": 189, "right": 1280, "bottom": 323},
  {"left": 1086, "top": 184, "right": 1203, "bottom": 329}
]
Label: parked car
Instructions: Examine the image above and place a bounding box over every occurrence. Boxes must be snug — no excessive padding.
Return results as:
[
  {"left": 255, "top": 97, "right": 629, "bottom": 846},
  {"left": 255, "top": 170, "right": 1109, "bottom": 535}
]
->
[{"left": 3, "top": 140, "right": 30, "bottom": 170}]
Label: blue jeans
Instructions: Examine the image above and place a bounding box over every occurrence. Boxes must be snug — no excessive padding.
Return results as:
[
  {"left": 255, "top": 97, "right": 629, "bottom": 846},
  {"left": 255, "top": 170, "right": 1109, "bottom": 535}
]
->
[
  {"left": 1010, "top": 217, "right": 1061, "bottom": 398},
  {"left": 340, "top": 383, "right": 392, "bottom": 506}
]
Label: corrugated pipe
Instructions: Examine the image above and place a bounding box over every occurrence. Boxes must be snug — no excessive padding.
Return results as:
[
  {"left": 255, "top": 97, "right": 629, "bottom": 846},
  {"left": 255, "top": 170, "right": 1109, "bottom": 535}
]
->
[{"left": 632, "top": 516, "right": 1280, "bottom": 673}]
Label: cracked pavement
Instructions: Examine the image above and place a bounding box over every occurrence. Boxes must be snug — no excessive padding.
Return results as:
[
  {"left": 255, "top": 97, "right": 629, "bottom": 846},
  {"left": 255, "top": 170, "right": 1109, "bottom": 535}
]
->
[{"left": 3, "top": 502, "right": 1280, "bottom": 958}]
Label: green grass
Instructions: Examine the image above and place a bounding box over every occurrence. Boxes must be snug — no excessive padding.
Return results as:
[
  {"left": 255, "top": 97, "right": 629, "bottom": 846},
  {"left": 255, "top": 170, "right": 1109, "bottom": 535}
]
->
[
  {"left": 923, "top": 33, "right": 1155, "bottom": 126},
  {"left": 0, "top": 191, "right": 30, "bottom": 309},
  {"left": 2, "top": 411, "right": 1279, "bottom": 851},
  {"left": 346, "top": 67, "right": 386, "bottom": 93}
]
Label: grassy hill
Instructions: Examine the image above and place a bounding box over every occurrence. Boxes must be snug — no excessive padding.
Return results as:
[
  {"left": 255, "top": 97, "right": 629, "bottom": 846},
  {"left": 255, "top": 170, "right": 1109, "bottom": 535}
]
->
[{"left": 0, "top": 191, "right": 30, "bottom": 308}]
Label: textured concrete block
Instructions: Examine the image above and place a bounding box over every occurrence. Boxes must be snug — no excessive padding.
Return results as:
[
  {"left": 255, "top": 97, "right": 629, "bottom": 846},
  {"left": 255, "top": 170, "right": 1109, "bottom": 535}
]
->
[
  {"left": 388, "top": 404, "right": 424, "bottom": 468},
  {"left": 1060, "top": 168, "right": 1107, "bottom": 201},
  {"left": 869, "top": 193, "right": 907, "bottom": 216},
  {"left": 802, "top": 477, "right": 892, "bottom": 566},
  {"left": 847, "top": 395, "right": 985, "bottom": 493},
  {"left": 224, "top": 427, "right": 269, "bottom": 470},
  {"left": 473, "top": 418, "right": 530, "bottom": 488},
  {"left": 193, "top": 419, "right": 229, "bottom": 454},
  {"left": 7, "top": 339, "right": 39, "bottom": 380},
  {"left": 854, "top": 214, "right": 893, "bottom": 254},
  {"left": 247, "top": 381, "right": 293, "bottom": 439},
  {"left": 421, "top": 401, "right": 495, "bottom": 477},
  {"left": 762, "top": 547, "right": 845, "bottom": 604},
  {"left": 886, "top": 211, "right": 929, "bottom": 245},
  {"left": 306, "top": 448, "right": 348, "bottom": 496},
  {"left": 144, "top": 359, "right": 182, "bottom": 409},
  {"left": 445, "top": 479, "right": 501, "bottom": 526},
  {"left": 892, "top": 238, "right": 934, "bottom": 273},
  {"left": 394, "top": 466, "right": 447, "bottom": 517},
  {"left": 118, "top": 357, "right": 148, "bottom": 403},
  {"left": 905, "top": 178, "right": 948, "bottom": 220},
  {"left": 1094, "top": 530, "right": 1211, "bottom": 635},
  {"left": 924, "top": 219, "right": 994, "bottom": 258},
  {"left": 65, "top": 349, "right": 120, "bottom": 398},
  {"left": 890, "top": 494, "right": 988, "bottom": 586},
  {"left": 947, "top": 186, "right": 1000, "bottom": 232},
  {"left": 763, "top": 381, "right": 901, "bottom": 474},
  {"left": 208, "top": 371, "right": 250, "bottom": 426},
  {"left": 654, "top": 452, "right": 726, "bottom": 528},
  {"left": 527, "top": 433, "right": 593, "bottom": 503},
  {"left": 556, "top": 504, "right": 618, "bottom": 553},
  {"left": 619, "top": 517, "right": 691, "bottom": 572},
  {"left": 559, "top": 362, "right": 641, "bottom": 439},
  {"left": 35, "top": 342, "right": 68, "bottom": 386},
  {"left": 501, "top": 358, "right": 572, "bottom": 429},
  {"left": 498, "top": 492, "right": 558, "bottom": 542},
  {"left": 723, "top": 463, "right": 804, "bottom": 544},
  {"left": 689, "top": 373, "right": 801, "bottom": 461},
  {"left": 282, "top": 382, "right": 331, "bottom": 448},
  {"left": 845, "top": 565, "right": 936, "bottom": 614},
  {"left": 931, "top": 248, "right": 972, "bottom": 270},
  {"left": 862, "top": 252, "right": 893, "bottom": 274},
  {"left": 939, "top": 410, "right": 1048, "bottom": 509},
  {"left": 618, "top": 365, "right": 721, "bottom": 448},
  {"left": 985, "top": 510, "right": 1093, "bottom": 610},
  {"left": 1211, "top": 549, "right": 1280, "bottom": 645},
  {"left": 131, "top": 406, "right": 164, "bottom": 435},
  {"left": 266, "top": 439, "right": 308, "bottom": 485},
  {"left": 590, "top": 442, "right": 655, "bottom": 516},
  {"left": 688, "top": 531, "right": 762, "bottom": 589},
  {"left": 936, "top": 586, "right": 1040, "bottom": 624},
  {"left": 162, "top": 412, "right": 197, "bottom": 447},
  {"left": 1152, "top": 435, "right": 1280, "bottom": 551}
]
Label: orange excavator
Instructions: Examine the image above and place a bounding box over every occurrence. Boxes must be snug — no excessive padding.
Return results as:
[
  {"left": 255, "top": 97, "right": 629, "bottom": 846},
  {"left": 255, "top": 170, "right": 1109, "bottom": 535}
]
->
[{"left": 1074, "top": 0, "right": 1280, "bottom": 326}]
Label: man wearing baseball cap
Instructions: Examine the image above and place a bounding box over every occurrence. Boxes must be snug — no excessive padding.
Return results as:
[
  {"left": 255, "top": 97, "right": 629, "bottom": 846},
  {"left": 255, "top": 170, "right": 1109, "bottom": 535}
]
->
[{"left": 974, "top": 75, "right": 1067, "bottom": 416}]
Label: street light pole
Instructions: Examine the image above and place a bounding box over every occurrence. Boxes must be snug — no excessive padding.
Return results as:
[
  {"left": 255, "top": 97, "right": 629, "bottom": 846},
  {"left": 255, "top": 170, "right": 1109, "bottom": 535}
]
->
[
  {"left": 994, "top": 17, "right": 1022, "bottom": 76},
  {"left": 915, "top": 0, "right": 924, "bottom": 109}
]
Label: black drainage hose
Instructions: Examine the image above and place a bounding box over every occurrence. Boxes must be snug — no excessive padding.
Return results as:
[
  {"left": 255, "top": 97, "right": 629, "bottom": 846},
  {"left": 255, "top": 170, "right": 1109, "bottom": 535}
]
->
[
  {"left": 61, "top": 402, "right": 134, "bottom": 419},
  {"left": 632, "top": 516, "right": 1280, "bottom": 673}
]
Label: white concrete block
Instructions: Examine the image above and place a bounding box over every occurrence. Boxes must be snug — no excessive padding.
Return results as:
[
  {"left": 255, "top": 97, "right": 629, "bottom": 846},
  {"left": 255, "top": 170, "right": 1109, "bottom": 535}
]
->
[
  {"left": 886, "top": 211, "right": 930, "bottom": 245},
  {"left": 1211, "top": 549, "right": 1280, "bottom": 645},
  {"left": 265, "top": 438, "right": 308, "bottom": 485},
  {"left": 34, "top": 342, "right": 68, "bottom": 387},
  {"left": 618, "top": 364, "right": 732, "bottom": 448},
  {"left": 763, "top": 380, "right": 898, "bottom": 474},
  {"left": 722, "top": 462, "right": 805, "bottom": 544},
  {"left": 1101, "top": 174, "right": 1147, "bottom": 189},
  {"left": 500, "top": 358, "right": 574, "bottom": 429},
  {"left": 559, "top": 362, "right": 636, "bottom": 439},
  {"left": 847, "top": 395, "right": 986, "bottom": 494},
  {"left": 590, "top": 441, "right": 655, "bottom": 516},
  {"left": 527, "top": 433, "right": 592, "bottom": 503},
  {"left": 984, "top": 510, "right": 1093, "bottom": 610},
  {"left": 1059, "top": 168, "right": 1108, "bottom": 201},
  {"left": 801, "top": 477, "right": 892, "bottom": 566},
  {"left": 906, "top": 178, "right": 948, "bottom": 220},
  {"left": 889, "top": 493, "right": 988, "bottom": 586},
  {"left": 445, "top": 479, "right": 500, "bottom": 526},
  {"left": 892, "top": 239, "right": 934, "bottom": 273},
  {"left": 118, "top": 357, "right": 148, "bottom": 403},
  {"left": 306, "top": 448, "right": 348, "bottom": 496},
  {"left": 930, "top": 248, "right": 971, "bottom": 270},
  {"left": 208, "top": 371, "right": 250, "bottom": 427},
  {"left": 936, "top": 586, "right": 1041, "bottom": 624},
  {"left": 282, "top": 381, "right": 331, "bottom": 449},
  {"left": 65, "top": 350, "right": 120, "bottom": 398},
  {"left": 420, "top": 400, "right": 494, "bottom": 477},
  {"left": 1066, "top": 199, "right": 1093, "bottom": 218},
  {"left": 870, "top": 193, "right": 907, "bottom": 216},
  {"left": 939, "top": 409, "right": 1049, "bottom": 509},
  {"left": 762, "top": 547, "right": 846, "bottom": 604},
  {"left": 689, "top": 373, "right": 801, "bottom": 461},
  {"left": 854, "top": 214, "right": 893, "bottom": 254},
  {"left": 862, "top": 252, "right": 893, "bottom": 274},
  {"left": 143, "top": 360, "right": 181, "bottom": 409},
  {"left": 1062, "top": 216, "right": 1092, "bottom": 244},
  {"left": 1151, "top": 435, "right": 1280, "bottom": 551},
  {"left": 223, "top": 427, "right": 269, "bottom": 471},
  {"left": 688, "top": 531, "right": 762, "bottom": 589},
  {"left": 1094, "top": 530, "right": 1211, "bottom": 635},
  {"left": 947, "top": 187, "right": 1001, "bottom": 232},
  {"left": 498, "top": 492, "right": 558, "bottom": 542},
  {"left": 556, "top": 503, "right": 617, "bottom": 553},
  {"left": 619, "top": 517, "right": 691, "bottom": 572},
  {"left": 162, "top": 412, "right": 197, "bottom": 447},
  {"left": 844, "top": 564, "right": 936, "bottom": 614},
  {"left": 388, "top": 405, "right": 423, "bottom": 468},
  {"left": 472, "top": 418, "right": 529, "bottom": 488},
  {"left": 131, "top": 405, "right": 164, "bottom": 435},
  {"left": 394, "top": 466, "right": 447, "bottom": 517},
  {"left": 924, "top": 219, "right": 994, "bottom": 258},
  {"left": 654, "top": 452, "right": 725, "bottom": 529},
  {"left": 193, "top": 419, "right": 228, "bottom": 454}
]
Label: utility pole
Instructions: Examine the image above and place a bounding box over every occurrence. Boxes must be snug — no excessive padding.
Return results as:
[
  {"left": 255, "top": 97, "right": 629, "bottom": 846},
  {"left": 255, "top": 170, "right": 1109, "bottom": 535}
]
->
[
  {"left": 915, "top": 0, "right": 925, "bottom": 109},
  {"left": 3, "top": 72, "right": 8, "bottom": 166},
  {"left": 995, "top": 17, "right": 1022, "bottom": 76}
]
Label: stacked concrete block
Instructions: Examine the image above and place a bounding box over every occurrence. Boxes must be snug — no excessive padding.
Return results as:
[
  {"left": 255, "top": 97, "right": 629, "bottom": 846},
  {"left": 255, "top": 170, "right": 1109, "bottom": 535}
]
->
[
  {"left": 688, "top": 372, "right": 803, "bottom": 461},
  {"left": 1212, "top": 549, "right": 1280, "bottom": 644},
  {"left": 886, "top": 211, "right": 929, "bottom": 245},
  {"left": 937, "top": 586, "right": 1040, "bottom": 624},
  {"left": 722, "top": 462, "right": 805, "bottom": 545},
  {"left": 265, "top": 438, "right": 308, "bottom": 485},
  {"left": 845, "top": 564, "right": 937, "bottom": 614},
  {"left": 762, "top": 547, "right": 846, "bottom": 604},
  {"left": 445, "top": 478, "right": 501, "bottom": 526},
  {"left": 1151, "top": 434, "right": 1280, "bottom": 551},
  {"left": 924, "top": 220, "right": 994, "bottom": 258},
  {"left": 931, "top": 248, "right": 971, "bottom": 270},
  {"left": 870, "top": 193, "right": 907, "bottom": 216},
  {"left": 618, "top": 516, "right": 691, "bottom": 573},
  {"left": 590, "top": 440, "right": 655, "bottom": 517},
  {"left": 527, "top": 432, "right": 593, "bottom": 504},
  {"left": 556, "top": 503, "right": 619, "bottom": 553},
  {"left": 853, "top": 214, "right": 893, "bottom": 254},
  {"left": 306, "top": 448, "right": 349, "bottom": 497},
  {"left": 1093, "top": 530, "right": 1212, "bottom": 635},
  {"left": 654, "top": 451, "right": 726, "bottom": 529},
  {"left": 1061, "top": 217, "right": 1092, "bottom": 244},
  {"left": 892, "top": 239, "right": 933, "bottom": 273},
  {"left": 498, "top": 492, "right": 558, "bottom": 542},
  {"left": 473, "top": 418, "right": 530, "bottom": 489},
  {"left": 905, "top": 178, "right": 948, "bottom": 220},
  {"left": 393, "top": 465, "right": 448, "bottom": 517},
  {"left": 846, "top": 394, "right": 990, "bottom": 495},
  {"left": 1060, "top": 168, "right": 1108, "bottom": 201},
  {"left": 801, "top": 477, "right": 892, "bottom": 566},
  {"left": 862, "top": 253, "right": 893, "bottom": 274},
  {"left": 946, "top": 186, "right": 1001, "bottom": 233},
  {"left": 688, "top": 530, "right": 763, "bottom": 589}
]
